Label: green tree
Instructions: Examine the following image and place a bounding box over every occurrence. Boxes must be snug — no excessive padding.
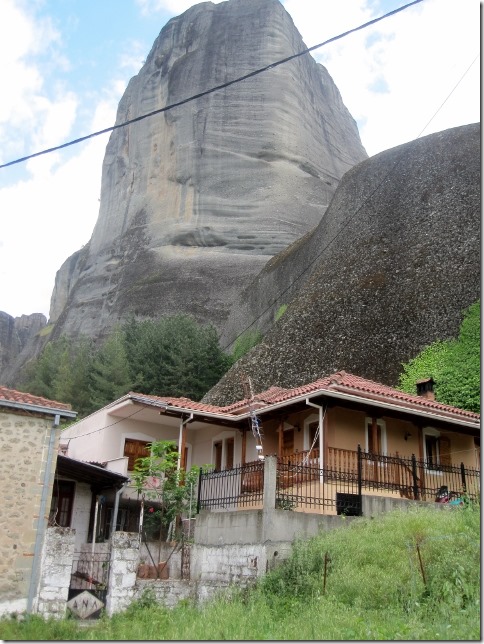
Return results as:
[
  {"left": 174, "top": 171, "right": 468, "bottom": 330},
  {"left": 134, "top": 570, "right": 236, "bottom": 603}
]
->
[
  {"left": 131, "top": 440, "right": 199, "bottom": 549},
  {"left": 89, "top": 327, "right": 132, "bottom": 411},
  {"left": 123, "top": 314, "right": 231, "bottom": 400},
  {"left": 398, "top": 301, "right": 480, "bottom": 412}
]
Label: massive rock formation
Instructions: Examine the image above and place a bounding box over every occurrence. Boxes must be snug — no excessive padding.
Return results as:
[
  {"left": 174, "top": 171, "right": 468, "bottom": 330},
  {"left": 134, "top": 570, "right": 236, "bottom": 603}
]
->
[
  {"left": 203, "top": 124, "right": 481, "bottom": 405},
  {"left": 47, "top": 0, "right": 366, "bottom": 344},
  {"left": 0, "top": 312, "right": 47, "bottom": 379}
]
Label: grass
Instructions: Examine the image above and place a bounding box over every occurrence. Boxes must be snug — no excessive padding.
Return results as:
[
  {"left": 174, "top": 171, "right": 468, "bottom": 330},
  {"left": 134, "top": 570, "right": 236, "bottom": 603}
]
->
[{"left": 0, "top": 503, "right": 480, "bottom": 640}]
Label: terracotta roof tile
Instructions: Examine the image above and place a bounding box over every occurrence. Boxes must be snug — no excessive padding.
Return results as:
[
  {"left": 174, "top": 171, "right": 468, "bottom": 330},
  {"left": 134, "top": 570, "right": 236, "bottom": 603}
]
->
[
  {"left": 0, "top": 386, "right": 72, "bottom": 411},
  {"left": 128, "top": 371, "right": 479, "bottom": 422}
]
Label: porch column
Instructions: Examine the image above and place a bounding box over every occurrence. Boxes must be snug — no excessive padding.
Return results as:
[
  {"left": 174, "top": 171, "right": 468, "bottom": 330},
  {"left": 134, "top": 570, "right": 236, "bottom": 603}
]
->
[
  {"left": 241, "top": 429, "right": 246, "bottom": 465},
  {"left": 180, "top": 425, "right": 187, "bottom": 471},
  {"left": 278, "top": 419, "right": 284, "bottom": 458},
  {"left": 371, "top": 418, "right": 378, "bottom": 481}
]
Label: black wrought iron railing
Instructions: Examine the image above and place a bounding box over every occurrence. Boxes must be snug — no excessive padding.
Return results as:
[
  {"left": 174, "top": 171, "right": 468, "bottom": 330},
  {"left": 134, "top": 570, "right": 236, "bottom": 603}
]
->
[
  {"left": 196, "top": 446, "right": 480, "bottom": 514},
  {"left": 197, "top": 460, "right": 264, "bottom": 512}
]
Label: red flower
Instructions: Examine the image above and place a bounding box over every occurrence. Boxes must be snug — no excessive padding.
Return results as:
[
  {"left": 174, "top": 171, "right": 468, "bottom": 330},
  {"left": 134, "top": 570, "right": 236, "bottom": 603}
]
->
[{"left": 148, "top": 507, "right": 154, "bottom": 513}]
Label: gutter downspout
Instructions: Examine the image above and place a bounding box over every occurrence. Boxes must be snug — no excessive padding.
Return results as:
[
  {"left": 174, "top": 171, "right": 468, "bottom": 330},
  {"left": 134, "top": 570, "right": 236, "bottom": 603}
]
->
[
  {"left": 27, "top": 413, "right": 60, "bottom": 614},
  {"left": 110, "top": 481, "right": 128, "bottom": 537},
  {"left": 306, "top": 400, "right": 325, "bottom": 485},
  {"left": 177, "top": 413, "right": 194, "bottom": 471}
]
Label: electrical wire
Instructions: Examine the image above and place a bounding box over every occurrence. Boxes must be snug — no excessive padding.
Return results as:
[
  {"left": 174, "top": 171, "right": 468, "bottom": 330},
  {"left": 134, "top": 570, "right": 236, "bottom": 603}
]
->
[{"left": 0, "top": 0, "right": 423, "bottom": 170}]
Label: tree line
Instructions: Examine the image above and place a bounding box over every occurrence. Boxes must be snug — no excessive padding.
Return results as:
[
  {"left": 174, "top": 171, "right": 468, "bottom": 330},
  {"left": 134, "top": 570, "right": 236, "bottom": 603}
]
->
[
  {"left": 20, "top": 315, "right": 232, "bottom": 418},
  {"left": 19, "top": 300, "right": 480, "bottom": 418}
]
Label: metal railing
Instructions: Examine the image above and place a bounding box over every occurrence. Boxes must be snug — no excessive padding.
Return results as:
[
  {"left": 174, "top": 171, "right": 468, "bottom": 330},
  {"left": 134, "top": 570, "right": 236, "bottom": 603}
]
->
[
  {"left": 197, "top": 446, "right": 480, "bottom": 514},
  {"left": 197, "top": 460, "right": 264, "bottom": 511}
]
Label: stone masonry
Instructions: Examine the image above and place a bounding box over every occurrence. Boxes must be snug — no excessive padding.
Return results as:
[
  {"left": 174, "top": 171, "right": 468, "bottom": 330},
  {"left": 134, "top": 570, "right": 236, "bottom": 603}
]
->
[{"left": 0, "top": 411, "right": 59, "bottom": 616}]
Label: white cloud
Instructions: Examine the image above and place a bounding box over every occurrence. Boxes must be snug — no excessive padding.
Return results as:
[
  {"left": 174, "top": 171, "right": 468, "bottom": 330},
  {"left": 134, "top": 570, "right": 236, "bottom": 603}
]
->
[
  {"left": 283, "top": 0, "right": 480, "bottom": 156},
  {"left": 136, "top": 0, "right": 224, "bottom": 16},
  {"left": 0, "top": 2, "right": 121, "bottom": 318}
]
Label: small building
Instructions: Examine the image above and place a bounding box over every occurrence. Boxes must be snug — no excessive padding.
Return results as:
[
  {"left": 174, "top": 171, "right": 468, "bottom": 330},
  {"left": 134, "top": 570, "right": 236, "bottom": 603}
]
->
[
  {"left": 0, "top": 387, "right": 76, "bottom": 617},
  {"left": 61, "top": 371, "right": 480, "bottom": 529}
]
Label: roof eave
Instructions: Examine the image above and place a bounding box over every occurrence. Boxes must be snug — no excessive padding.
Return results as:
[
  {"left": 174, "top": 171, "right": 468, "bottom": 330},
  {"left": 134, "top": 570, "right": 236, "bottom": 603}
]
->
[{"left": 0, "top": 399, "right": 77, "bottom": 419}]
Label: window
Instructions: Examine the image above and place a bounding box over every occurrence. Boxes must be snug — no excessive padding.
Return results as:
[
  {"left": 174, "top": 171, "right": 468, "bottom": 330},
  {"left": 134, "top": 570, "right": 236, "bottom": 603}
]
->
[
  {"left": 282, "top": 428, "right": 294, "bottom": 457},
  {"left": 423, "top": 429, "right": 451, "bottom": 469},
  {"left": 124, "top": 439, "right": 151, "bottom": 471},
  {"left": 226, "top": 438, "right": 234, "bottom": 470},
  {"left": 212, "top": 433, "right": 236, "bottom": 470},
  {"left": 365, "top": 418, "right": 387, "bottom": 455},
  {"left": 214, "top": 441, "right": 223, "bottom": 471},
  {"left": 49, "top": 480, "right": 75, "bottom": 527}
]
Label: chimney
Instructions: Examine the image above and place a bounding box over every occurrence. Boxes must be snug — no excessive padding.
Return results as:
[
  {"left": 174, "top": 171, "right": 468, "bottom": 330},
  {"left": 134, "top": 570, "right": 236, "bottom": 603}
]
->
[{"left": 416, "top": 378, "right": 435, "bottom": 401}]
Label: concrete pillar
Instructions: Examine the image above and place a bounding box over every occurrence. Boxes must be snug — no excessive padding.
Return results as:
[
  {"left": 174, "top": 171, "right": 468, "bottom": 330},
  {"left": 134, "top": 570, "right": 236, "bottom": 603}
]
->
[
  {"left": 106, "top": 532, "right": 140, "bottom": 616},
  {"left": 263, "top": 456, "right": 277, "bottom": 511},
  {"left": 37, "top": 527, "right": 75, "bottom": 619}
]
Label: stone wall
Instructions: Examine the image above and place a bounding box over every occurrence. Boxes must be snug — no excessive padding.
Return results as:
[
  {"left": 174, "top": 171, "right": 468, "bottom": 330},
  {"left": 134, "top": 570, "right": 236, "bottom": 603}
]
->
[
  {"left": 37, "top": 527, "right": 75, "bottom": 618},
  {"left": 0, "top": 410, "right": 59, "bottom": 616}
]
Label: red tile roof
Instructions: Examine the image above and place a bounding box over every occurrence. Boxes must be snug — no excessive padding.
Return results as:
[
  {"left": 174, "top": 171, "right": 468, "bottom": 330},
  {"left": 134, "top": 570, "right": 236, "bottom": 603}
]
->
[
  {"left": 128, "top": 371, "right": 480, "bottom": 423},
  {"left": 0, "top": 386, "right": 72, "bottom": 411}
]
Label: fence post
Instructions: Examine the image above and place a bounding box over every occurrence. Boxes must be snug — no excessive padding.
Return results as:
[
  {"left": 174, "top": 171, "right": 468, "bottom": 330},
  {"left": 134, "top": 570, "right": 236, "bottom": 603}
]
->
[
  {"left": 460, "top": 462, "right": 467, "bottom": 493},
  {"left": 357, "top": 444, "right": 362, "bottom": 496},
  {"left": 196, "top": 467, "right": 203, "bottom": 513},
  {"left": 411, "top": 454, "right": 419, "bottom": 500},
  {"left": 263, "top": 455, "right": 277, "bottom": 510}
]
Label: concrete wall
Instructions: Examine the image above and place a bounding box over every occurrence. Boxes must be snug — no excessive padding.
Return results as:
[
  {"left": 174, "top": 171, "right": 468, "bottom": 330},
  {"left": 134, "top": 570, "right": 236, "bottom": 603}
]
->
[
  {"left": 0, "top": 410, "right": 59, "bottom": 616},
  {"left": 37, "top": 527, "right": 75, "bottom": 619}
]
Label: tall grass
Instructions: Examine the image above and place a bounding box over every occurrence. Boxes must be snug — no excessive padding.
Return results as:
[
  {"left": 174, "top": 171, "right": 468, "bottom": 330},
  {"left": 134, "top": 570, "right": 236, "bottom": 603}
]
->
[{"left": 0, "top": 504, "right": 479, "bottom": 640}]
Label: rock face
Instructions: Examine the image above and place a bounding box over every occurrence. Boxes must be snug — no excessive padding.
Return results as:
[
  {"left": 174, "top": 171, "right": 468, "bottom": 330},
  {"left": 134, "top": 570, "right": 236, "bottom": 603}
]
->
[
  {"left": 0, "top": 312, "right": 47, "bottom": 381},
  {"left": 203, "top": 124, "right": 481, "bottom": 405},
  {"left": 47, "top": 0, "right": 366, "bottom": 343}
]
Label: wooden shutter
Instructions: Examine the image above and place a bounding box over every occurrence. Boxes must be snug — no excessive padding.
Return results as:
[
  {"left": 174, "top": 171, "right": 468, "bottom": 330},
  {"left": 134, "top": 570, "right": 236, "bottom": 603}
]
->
[
  {"left": 124, "top": 439, "right": 151, "bottom": 470},
  {"left": 439, "top": 434, "right": 452, "bottom": 466}
]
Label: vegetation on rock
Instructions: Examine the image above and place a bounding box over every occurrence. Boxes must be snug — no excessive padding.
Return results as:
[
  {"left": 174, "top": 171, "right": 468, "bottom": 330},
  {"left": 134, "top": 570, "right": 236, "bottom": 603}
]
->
[{"left": 398, "top": 300, "right": 480, "bottom": 412}]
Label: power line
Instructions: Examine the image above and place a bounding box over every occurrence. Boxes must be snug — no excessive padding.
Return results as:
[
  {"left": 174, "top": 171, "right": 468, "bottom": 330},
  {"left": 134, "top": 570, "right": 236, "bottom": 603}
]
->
[{"left": 0, "top": 0, "right": 423, "bottom": 170}]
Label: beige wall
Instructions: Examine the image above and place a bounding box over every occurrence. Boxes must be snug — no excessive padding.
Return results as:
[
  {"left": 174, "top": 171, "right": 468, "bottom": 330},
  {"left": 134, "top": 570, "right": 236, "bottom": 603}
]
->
[
  {"left": 62, "top": 403, "right": 478, "bottom": 478},
  {"left": 0, "top": 410, "right": 59, "bottom": 616}
]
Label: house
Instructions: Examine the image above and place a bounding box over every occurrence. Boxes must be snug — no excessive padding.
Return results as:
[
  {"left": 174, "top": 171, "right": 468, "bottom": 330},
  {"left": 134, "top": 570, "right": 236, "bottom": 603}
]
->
[
  {"left": 0, "top": 386, "right": 76, "bottom": 617},
  {"left": 61, "top": 371, "right": 480, "bottom": 530},
  {"left": 50, "top": 455, "right": 129, "bottom": 552}
]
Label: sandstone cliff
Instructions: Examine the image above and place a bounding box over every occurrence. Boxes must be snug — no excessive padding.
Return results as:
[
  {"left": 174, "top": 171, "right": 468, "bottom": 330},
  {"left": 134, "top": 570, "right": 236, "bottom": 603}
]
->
[
  {"left": 203, "top": 124, "right": 481, "bottom": 405},
  {"left": 0, "top": 312, "right": 47, "bottom": 379},
  {"left": 47, "top": 0, "right": 366, "bottom": 343}
]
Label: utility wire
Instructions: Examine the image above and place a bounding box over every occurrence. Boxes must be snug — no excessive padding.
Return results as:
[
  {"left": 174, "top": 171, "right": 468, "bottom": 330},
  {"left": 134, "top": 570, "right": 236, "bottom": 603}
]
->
[{"left": 0, "top": 0, "right": 423, "bottom": 170}]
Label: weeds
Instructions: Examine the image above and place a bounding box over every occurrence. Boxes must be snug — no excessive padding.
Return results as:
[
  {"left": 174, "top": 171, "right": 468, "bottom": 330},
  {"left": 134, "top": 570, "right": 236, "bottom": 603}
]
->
[{"left": 1, "top": 504, "right": 479, "bottom": 640}]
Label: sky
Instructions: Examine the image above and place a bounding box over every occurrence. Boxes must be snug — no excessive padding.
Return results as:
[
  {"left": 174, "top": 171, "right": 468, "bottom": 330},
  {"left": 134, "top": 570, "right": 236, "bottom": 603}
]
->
[{"left": 0, "top": 0, "right": 480, "bottom": 319}]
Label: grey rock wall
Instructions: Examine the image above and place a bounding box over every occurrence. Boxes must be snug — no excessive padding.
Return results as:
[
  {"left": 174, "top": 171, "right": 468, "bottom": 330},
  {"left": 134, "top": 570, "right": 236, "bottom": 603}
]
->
[
  {"left": 204, "top": 124, "right": 481, "bottom": 405},
  {"left": 47, "top": 0, "right": 367, "bottom": 342},
  {"left": 0, "top": 312, "right": 46, "bottom": 382}
]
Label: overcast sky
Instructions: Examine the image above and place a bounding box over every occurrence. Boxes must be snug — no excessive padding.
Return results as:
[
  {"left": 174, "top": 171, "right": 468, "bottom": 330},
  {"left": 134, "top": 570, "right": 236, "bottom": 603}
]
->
[{"left": 0, "top": 0, "right": 479, "bottom": 319}]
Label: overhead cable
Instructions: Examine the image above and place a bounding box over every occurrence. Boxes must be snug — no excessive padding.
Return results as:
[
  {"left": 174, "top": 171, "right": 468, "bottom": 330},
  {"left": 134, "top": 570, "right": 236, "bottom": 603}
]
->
[{"left": 0, "top": 0, "right": 423, "bottom": 170}]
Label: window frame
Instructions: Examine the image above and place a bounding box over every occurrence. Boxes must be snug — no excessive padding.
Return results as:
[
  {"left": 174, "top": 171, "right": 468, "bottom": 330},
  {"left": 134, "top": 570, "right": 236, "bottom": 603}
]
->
[
  {"left": 49, "top": 479, "right": 75, "bottom": 527},
  {"left": 422, "top": 427, "right": 443, "bottom": 471},
  {"left": 365, "top": 417, "right": 387, "bottom": 456}
]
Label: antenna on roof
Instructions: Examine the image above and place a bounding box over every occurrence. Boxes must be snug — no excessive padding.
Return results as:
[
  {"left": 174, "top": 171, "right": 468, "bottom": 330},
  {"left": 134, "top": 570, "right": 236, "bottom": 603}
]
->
[{"left": 241, "top": 373, "right": 264, "bottom": 458}]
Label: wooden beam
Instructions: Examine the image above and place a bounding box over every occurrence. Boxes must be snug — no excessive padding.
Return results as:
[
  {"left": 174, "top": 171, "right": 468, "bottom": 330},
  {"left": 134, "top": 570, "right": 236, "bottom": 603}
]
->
[
  {"left": 180, "top": 423, "right": 187, "bottom": 471},
  {"left": 278, "top": 418, "right": 284, "bottom": 458},
  {"left": 241, "top": 429, "right": 247, "bottom": 465}
]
